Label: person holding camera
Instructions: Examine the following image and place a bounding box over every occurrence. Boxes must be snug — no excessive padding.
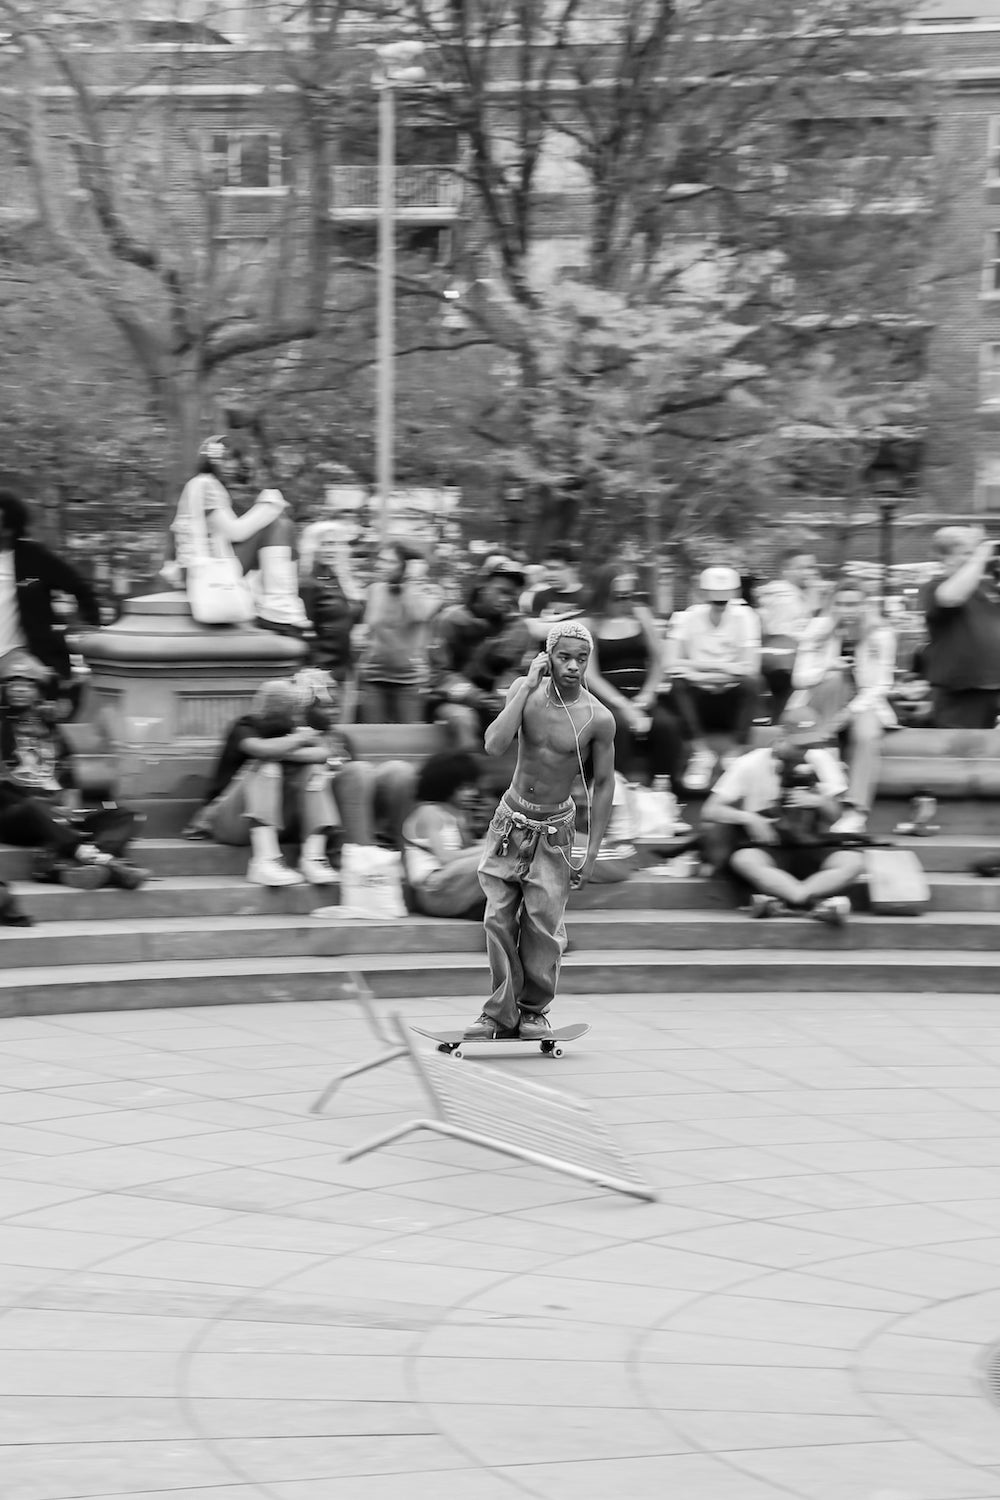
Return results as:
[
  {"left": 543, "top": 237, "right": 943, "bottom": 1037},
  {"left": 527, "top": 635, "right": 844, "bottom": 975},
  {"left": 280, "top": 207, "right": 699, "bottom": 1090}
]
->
[
  {"left": 921, "top": 526, "right": 1000, "bottom": 730},
  {"left": 790, "top": 578, "right": 896, "bottom": 838},
  {"left": 700, "top": 704, "right": 864, "bottom": 925}
]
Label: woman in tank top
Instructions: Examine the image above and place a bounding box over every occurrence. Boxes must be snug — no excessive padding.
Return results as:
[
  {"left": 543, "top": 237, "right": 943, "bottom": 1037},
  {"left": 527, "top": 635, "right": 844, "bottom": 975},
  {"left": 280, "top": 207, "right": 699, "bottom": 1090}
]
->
[{"left": 585, "top": 563, "right": 687, "bottom": 792}]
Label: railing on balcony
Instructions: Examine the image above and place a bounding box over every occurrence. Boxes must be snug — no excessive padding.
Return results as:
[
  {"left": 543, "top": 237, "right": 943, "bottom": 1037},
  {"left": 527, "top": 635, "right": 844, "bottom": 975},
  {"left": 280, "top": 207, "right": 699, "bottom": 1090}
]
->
[{"left": 331, "top": 164, "right": 463, "bottom": 220}]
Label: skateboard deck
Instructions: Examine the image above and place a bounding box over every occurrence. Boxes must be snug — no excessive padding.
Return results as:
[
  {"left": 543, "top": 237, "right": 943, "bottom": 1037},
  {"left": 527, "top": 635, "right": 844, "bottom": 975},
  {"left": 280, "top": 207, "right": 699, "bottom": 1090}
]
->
[{"left": 411, "top": 1023, "right": 590, "bottom": 1059}]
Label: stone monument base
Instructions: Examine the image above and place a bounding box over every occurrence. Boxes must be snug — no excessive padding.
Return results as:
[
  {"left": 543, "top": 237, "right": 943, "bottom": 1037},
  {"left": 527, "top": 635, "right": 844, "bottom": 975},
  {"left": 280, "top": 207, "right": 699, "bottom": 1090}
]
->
[{"left": 73, "top": 593, "right": 306, "bottom": 800}]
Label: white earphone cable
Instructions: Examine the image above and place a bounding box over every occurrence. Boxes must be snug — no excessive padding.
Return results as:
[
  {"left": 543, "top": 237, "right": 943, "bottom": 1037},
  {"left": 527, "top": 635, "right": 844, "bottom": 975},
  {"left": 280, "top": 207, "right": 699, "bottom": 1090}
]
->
[{"left": 547, "top": 669, "right": 595, "bottom": 873}]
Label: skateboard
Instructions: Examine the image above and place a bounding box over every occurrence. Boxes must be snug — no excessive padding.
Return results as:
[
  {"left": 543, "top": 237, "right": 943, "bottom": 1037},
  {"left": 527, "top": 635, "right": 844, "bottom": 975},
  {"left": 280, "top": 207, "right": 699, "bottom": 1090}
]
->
[{"left": 411, "top": 1023, "right": 590, "bottom": 1060}]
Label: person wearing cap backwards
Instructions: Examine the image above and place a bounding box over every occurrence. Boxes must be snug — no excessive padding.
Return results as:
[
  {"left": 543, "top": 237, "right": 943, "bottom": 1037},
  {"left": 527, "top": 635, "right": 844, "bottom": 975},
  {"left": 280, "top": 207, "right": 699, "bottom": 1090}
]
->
[
  {"left": 700, "top": 703, "right": 865, "bottom": 925},
  {"left": 668, "top": 565, "right": 762, "bottom": 790},
  {"left": 0, "top": 650, "right": 147, "bottom": 890},
  {"left": 427, "top": 557, "right": 534, "bottom": 751},
  {"left": 0, "top": 490, "right": 102, "bottom": 694},
  {"left": 464, "top": 619, "right": 615, "bottom": 1040}
]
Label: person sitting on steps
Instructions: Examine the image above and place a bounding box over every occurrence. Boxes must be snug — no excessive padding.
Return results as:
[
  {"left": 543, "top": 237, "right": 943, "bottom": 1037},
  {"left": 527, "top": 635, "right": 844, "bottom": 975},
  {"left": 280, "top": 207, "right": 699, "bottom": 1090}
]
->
[
  {"left": 189, "top": 677, "right": 416, "bottom": 887},
  {"left": 401, "top": 751, "right": 488, "bottom": 919},
  {"left": 790, "top": 577, "right": 896, "bottom": 839},
  {"left": 669, "top": 565, "right": 762, "bottom": 791},
  {"left": 700, "top": 702, "right": 864, "bottom": 926},
  {"left": 0, "top": 651, "right": 147, "bottom": 891}
]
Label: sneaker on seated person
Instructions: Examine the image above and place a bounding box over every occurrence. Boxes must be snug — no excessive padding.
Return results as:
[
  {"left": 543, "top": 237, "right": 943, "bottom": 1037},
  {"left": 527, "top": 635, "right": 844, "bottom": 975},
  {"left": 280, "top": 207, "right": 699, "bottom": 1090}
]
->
[
  {"left": 830, "top": 805, "right": 868, "bottom": 837},
  {"left": 683, "top": 745, "right": 717, "bottom": 792}
]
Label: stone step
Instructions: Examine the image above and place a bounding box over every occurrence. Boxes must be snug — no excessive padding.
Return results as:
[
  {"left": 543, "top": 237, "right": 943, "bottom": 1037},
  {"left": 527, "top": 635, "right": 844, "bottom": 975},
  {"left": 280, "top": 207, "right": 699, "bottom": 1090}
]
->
[
  {"left": 127, "top": 792, "right": 1000, "bottom": 840},
  {"left": 5, "top": 947, "right": 1000, "bottom": 1016},
  {"left": 0, "top": 832, "right": 987, "bottom": 883},
  {"left": 5, "top": 908, "right": 1000, "bottom": 970},
  {"left": 9, "top": 867, "right": 1000, "bottom": 922}
]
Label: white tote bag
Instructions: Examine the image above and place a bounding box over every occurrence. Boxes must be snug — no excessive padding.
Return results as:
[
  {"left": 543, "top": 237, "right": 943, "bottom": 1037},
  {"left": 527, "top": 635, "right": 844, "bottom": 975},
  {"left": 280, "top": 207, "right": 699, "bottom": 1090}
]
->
[
  {"left": 176, "top": 476, "right": 255, "bottom": 626},
  {"left": 187, "top": 555, "right": 255, "bottom": 626},
  {"left": 337, "top": 844, "right": 408, "bottom": 920}
]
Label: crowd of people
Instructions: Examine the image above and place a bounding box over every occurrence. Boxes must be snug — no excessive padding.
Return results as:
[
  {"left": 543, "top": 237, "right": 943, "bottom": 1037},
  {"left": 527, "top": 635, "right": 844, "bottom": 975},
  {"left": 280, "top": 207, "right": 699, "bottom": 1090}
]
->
[{"left": 0, "top": 417, "right": 999, "bottom": 938}]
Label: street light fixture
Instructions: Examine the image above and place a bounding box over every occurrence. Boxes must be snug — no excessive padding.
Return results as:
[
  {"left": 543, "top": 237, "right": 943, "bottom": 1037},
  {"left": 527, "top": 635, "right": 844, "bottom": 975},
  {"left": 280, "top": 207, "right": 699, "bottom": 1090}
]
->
[{"left": 374, "top": 39, "right": 426, "bottom": 541}]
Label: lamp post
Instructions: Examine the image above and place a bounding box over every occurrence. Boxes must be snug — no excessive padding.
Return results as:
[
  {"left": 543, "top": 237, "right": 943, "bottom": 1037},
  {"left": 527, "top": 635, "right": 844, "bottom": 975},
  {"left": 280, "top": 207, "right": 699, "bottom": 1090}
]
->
[
  {"left": 374, "top": 40, "right": 425, "bottom": 542},
  {"left": 865, "top": 444, "right": 906, "bottom": 612}
]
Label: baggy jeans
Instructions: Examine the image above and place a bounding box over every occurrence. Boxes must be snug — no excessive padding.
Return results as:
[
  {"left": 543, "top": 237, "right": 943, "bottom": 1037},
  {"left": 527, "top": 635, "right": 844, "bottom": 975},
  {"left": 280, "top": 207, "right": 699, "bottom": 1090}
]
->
[{"left": 478, "top": 793, "right": 576, "bottom": 1032}]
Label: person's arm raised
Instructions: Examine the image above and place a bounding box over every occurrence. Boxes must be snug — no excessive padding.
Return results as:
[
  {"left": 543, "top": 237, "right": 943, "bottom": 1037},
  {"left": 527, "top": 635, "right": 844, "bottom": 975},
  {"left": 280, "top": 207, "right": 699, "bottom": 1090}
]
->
[
  {"left": 934, "top": 539, "right": 993, "bottom": 608},
  {"left": 483, "top": 653, "right": 548, "bottom": 756}
]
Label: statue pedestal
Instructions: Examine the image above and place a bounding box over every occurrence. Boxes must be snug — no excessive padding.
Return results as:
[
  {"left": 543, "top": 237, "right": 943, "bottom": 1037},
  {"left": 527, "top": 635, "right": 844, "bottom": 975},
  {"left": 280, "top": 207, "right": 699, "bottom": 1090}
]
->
[{"left": 75, "top": 593, "right": 306, "bottom": 799}]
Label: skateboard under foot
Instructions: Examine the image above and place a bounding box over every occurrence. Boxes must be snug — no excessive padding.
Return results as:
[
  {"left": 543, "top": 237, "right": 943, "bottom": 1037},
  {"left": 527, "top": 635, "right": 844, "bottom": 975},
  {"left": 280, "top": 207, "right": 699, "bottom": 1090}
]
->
[{"left": 411, "top": 1023, "right": 590, "bottom": 1060}]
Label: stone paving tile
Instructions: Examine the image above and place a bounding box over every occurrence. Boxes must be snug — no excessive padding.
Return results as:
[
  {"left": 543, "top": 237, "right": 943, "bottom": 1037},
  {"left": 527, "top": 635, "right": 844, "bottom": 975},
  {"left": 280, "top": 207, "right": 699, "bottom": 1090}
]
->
[
  {"left": 491, "top": 1452, "right": 792, "bottom": 1499},
  {"left": 4, "top": 994, "right": 1000, "bottom": 1499},
  {"left": 733, "top": 1439, "right": 1000, "bottom": 1498}
]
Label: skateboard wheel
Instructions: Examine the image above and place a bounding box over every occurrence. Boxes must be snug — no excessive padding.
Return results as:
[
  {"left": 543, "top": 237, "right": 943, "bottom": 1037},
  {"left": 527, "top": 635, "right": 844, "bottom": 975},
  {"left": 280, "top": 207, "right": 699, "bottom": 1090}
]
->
[
  {"left": 552, "top": 1046, "right": 564, "bottom": 1058},
  {"left": 452, "top": 1047, "right": 464, "bottom": 1060},
  {"left": 540, "top": 1040, "right": 554, "bottom": 1054}
]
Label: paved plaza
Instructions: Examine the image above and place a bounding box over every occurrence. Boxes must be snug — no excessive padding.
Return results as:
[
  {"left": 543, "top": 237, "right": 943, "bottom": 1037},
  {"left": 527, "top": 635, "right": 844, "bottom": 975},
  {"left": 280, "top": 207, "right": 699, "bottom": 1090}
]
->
[{"left": 2, "top": 990, "right": 1000, "bottom": 1498}]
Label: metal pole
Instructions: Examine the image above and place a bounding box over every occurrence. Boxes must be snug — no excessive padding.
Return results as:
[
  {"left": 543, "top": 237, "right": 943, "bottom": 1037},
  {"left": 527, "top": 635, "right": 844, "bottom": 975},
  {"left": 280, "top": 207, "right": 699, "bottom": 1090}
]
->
[
  {"left": 377, "top": 79, "right": 395, "bottom": 543},
  {"left": 879, "top": 500, "right": 897, "bottom": 610}
]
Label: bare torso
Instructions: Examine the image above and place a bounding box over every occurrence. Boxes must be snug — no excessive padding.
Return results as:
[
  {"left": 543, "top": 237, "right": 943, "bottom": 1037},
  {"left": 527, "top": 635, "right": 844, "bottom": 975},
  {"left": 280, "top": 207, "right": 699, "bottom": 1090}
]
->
[{"left": 508, "top": 682, "right": 613, "bottom": 806}]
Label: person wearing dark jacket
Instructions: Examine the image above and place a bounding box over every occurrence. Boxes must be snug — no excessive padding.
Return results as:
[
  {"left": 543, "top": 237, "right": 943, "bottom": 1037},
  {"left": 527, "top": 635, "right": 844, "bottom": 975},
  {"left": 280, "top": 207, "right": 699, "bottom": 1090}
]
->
[
  {"left": 0, "top": 491, "right": 102, "bottom": 687},
  {"left": 427, "top": 558, "right": 533, "bottom": 750},
  {"left": 0, "top": 650, "right": 146, "bottom": 891}
]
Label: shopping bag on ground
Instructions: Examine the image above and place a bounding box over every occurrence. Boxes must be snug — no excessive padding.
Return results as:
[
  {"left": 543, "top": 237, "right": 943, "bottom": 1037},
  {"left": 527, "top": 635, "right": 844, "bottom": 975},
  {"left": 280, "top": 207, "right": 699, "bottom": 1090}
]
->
[
  {"left": 337, "top": 844, "right": 407, "bottom": 919},
  {"left": 864, "top": 847, "right": 929, "bottom": 916}
]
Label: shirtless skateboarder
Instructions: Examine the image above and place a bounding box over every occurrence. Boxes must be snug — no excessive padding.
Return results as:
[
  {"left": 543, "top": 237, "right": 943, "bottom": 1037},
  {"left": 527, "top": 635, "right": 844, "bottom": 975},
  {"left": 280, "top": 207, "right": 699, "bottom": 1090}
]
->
[{"left": 465, "top": 620, "right": 616, "bottom": 1041}]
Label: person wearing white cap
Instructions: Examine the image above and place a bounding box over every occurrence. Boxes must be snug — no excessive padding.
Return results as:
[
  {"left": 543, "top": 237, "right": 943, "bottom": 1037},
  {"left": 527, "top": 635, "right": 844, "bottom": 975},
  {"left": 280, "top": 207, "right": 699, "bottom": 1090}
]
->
[{"left": 668, "top": 565, "right": 762, "bottom": 790}]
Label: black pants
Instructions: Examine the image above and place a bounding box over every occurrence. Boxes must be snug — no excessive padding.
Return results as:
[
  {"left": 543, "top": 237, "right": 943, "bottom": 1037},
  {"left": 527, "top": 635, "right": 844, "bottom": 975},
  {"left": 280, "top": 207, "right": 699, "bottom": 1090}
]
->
[
  {"left": 672, "top": 677, "right": 759, "bottom": 744},
  {"left": 0, "top": 798, "right": 82, "bottom": 856},
  {"left": 0, "top": 798, "right": 137, "bottom": 858},
  {"left": 931, "top": 687, "right": 1000, "bottom": 730},
  {"left": 609, "top": 697, "right": 688, "bottom": 794}
]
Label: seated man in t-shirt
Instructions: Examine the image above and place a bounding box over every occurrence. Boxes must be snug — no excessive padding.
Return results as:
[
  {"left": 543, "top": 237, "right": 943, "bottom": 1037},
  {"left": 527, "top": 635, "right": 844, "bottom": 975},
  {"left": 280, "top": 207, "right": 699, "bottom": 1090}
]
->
[
  {"left": 920, "top": 526, "right": 1000, "bottom": 729},
  {"left": 668, "top": 566, "right": 762, "bottom": 790},
  {"left": 520, "top": 544, "right": 589, "bottom": 642},
  {"left": 700, "top": 705, "right": 864, "bottom": 926}
]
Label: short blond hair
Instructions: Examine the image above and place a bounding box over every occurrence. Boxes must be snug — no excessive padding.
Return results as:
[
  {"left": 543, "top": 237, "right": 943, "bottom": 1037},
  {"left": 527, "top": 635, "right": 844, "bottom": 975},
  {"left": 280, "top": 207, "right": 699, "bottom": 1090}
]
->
[{"left": 546, "top": 620, "right": 594, "bottom": 655}]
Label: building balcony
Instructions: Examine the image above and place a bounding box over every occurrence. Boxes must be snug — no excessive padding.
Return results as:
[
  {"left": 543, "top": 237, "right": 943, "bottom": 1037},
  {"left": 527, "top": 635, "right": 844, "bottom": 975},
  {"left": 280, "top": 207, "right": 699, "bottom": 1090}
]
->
[{"left": 331, "top": 165, "right": 463, "bottom": 223}]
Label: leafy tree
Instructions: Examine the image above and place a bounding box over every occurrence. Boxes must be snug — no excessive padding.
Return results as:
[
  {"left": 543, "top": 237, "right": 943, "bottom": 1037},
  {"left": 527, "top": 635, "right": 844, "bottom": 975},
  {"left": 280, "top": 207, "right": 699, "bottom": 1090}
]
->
[
  {"left": 364, "top": 0, "right": 940, "bottom": 554},
  {"left": 0, "top": 0, "right": 347, "bottom": 508}
]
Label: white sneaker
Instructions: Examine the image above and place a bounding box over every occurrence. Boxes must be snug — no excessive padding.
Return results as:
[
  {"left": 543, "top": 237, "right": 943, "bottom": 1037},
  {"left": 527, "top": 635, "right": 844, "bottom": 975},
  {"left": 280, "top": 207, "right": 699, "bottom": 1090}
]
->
[
  {"left": 247, "top": 856, "right": 304, "bottom": 887},
  {"left": 810, "top": 896, "right": 851, "bottom": 927},
  {"left": 830, "top": 808, "right": 867, "bottom": 836},
  {"left": 299, "top": 853, "right": 337, "bottom": 886},
  {"left": 683, "top": 748, "right": 717, "bottom": 792}
]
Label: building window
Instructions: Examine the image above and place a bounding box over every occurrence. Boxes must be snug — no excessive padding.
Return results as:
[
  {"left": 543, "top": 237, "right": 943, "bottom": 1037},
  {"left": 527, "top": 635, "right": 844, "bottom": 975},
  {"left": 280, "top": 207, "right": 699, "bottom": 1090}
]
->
[
  {"left": 988, "top": 118, "right": 1000, "bottom": 183},
  {"left": 982, "top": 344, "right": 1000, "bottom": 406},
  {"left": 983, "top": 231, "right": 1000, "bottom": 296},
  {"left": 210, "top": 133, "right": 289, "bottom": 191},
  {"left": 976, "top": 457, "right": 1000, "bottom": 511}
]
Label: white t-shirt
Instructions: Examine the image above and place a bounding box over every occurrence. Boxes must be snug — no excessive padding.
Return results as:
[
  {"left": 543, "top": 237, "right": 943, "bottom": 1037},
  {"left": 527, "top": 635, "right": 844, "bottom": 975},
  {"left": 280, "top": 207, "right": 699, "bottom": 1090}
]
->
[
  {"left": 671, "top": 601, "right": 761, "bottom": 675},
  {"left": 0, "top": 552, "right": 26, "bottom": 656},
  {"left": 710, "top": 746, "right": 846, "bottom": 815}
]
